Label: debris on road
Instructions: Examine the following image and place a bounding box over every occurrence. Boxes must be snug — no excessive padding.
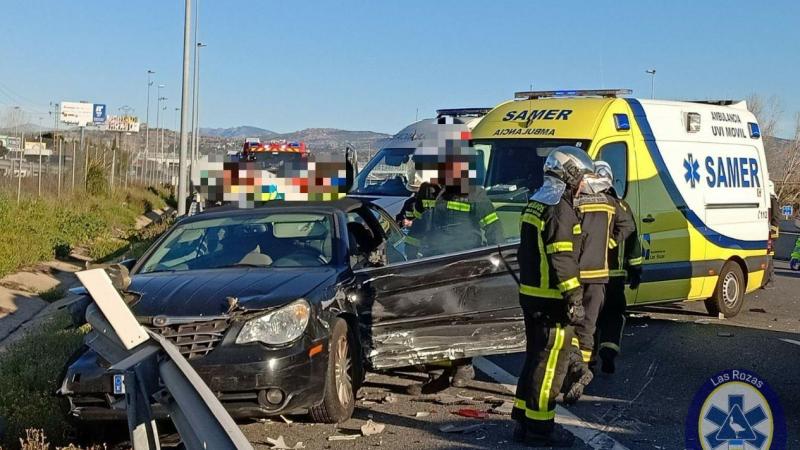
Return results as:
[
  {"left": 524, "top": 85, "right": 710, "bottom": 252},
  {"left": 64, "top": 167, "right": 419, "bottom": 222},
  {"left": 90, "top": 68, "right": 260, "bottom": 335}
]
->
[
  {"left": 360, "top": 420, "right": 385, "bottom": 436},
  {"left": 361, "top": 400, "right": 377, "bottom": 405},
  {"left": 327, "top": 434, "right": 359, "bottom": 441},
  {"left": 453, "top": 408, "right": 488, "bottom": 419},
  {"left": 382, "top": 393, "right": 397, "bottom": 404},
  {"left": 439, "top": 423, "right": 484, "bottom": 434},
  {"left": 750, "top": 307, "right": 767, "bottom": 313},
  {"left": 430, "top": 394, "right": 473, "bottom": 405},
  {"left": 717, "top": 331, "right": 734, "bottom": 337},
  {"left": 414, "top": 411, "right": 430, "bottom": 418},
  {"left": 265, "top": 435, "right": 305, "bottom": 449},
  {"left": 718, "top": 312, "right": 725, "bottom": 320},
  {"left": 279, "top": 415, "right": 293, "bottom": 424},
  {"left": 490, "top": 401, "right": 514, "bottom": 415}
]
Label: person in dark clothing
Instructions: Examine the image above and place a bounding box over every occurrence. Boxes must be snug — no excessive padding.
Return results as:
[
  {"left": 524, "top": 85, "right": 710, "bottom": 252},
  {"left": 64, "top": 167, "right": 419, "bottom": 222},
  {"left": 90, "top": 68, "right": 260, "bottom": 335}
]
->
[
  {"left": 404, "top": 140, "right": 503, "bottom": 393},
  {"left": 512, "top": 146, "right": 595, "bottom": 447},
  {"left": 593, "top": 161, "right": 642, "bottom": 374}
]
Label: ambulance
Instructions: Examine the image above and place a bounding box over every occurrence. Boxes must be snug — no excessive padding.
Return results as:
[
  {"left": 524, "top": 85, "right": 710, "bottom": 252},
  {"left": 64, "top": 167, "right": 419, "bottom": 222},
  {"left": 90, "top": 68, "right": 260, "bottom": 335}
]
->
[{"left": 470, "top": 89, "right": 771, "bottom": 317}]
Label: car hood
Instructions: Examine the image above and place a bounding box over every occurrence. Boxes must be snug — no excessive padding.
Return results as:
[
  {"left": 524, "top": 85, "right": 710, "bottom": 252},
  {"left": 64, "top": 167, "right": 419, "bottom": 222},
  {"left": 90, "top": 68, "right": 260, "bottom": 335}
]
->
[{"left": 127, "top": 268, "right": 340, "bottom": 317}]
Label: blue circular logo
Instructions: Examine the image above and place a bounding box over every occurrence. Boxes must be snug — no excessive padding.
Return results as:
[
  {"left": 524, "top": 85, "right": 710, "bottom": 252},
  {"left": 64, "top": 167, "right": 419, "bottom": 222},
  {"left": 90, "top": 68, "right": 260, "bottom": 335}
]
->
[{"left": 686, "top": 369, "right": 786, "bottom": 449}]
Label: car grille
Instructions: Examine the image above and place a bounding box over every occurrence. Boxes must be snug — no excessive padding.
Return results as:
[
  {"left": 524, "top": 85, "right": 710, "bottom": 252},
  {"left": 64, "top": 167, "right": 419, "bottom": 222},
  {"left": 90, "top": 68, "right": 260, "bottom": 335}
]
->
[{"left": 148, "top": 319, "right": 230, "bottom": 360}]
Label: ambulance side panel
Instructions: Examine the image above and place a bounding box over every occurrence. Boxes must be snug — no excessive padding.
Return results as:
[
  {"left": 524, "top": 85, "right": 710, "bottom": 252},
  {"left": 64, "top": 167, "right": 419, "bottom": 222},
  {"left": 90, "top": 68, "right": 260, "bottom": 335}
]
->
[{"left": 626, "top": 99, "right": 769, "bottom": 303}]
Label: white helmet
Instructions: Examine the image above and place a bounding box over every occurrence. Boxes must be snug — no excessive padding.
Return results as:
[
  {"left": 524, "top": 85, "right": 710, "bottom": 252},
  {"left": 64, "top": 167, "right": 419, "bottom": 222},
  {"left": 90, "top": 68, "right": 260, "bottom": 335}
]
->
[{"left": 543, "top": 146, "right": 596, "bottom": 188}]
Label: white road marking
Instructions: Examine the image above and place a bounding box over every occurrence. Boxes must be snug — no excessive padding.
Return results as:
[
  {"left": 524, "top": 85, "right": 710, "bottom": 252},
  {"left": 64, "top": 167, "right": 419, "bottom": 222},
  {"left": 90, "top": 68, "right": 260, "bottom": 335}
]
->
[
  {"left": 779, "top": 338, "right": 800, "bottom": 347},
  {"left": 473, "top": 356, "right": 631, "bottom": 450}
]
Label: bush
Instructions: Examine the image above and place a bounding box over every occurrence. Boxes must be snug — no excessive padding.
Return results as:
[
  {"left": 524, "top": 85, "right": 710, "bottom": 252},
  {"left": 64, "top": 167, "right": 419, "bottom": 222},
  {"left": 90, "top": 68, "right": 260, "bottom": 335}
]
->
[
  {"left": 37, "top": 287, "right": 66, "bottom": 303},
  {"left": 0, "top": 313, "right": 88, "bottom": 449},
  {"left": 0, "top": 186, "right": 170, "bottom": 278}
]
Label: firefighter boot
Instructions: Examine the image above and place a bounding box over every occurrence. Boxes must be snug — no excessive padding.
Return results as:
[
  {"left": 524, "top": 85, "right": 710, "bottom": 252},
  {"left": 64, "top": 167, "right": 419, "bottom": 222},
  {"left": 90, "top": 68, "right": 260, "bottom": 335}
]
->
[
  {"left": 599, "top": 346, "right": 617, "bottom": 374},
  {"left": 451, "top": 362, "right": 475, "bottom": 388},
  {"left": 523, "top": 424, "right": 576, "bottom": 447}
]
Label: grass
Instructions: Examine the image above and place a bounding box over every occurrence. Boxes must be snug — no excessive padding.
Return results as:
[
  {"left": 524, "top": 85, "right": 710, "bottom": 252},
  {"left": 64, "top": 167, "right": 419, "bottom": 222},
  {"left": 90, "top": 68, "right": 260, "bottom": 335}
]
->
[
  {"left": 0, "top": 313, "right": 89, "bottom": 449},
  {"left": 0, "top": 186, "right": 169, "bottom": 278},
  {"left": 36, "top": 287, "right": 66, "bottom": 303}
]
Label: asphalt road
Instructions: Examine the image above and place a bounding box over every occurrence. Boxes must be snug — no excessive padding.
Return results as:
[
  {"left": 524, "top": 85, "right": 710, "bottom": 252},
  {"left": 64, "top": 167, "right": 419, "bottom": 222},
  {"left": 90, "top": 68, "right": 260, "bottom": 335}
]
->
[
  {"left": 232, "top": 262, "right": 798, "bottom": 449},
  {"left": 485, "top": 260, "right": 800, "bottom": 449}
]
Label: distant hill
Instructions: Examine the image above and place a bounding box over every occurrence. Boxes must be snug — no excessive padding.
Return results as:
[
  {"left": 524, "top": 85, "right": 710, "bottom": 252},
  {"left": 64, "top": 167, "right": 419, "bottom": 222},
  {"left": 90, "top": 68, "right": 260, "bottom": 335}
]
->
[{"left": 199, "top": 126, "right": 276, "bottom": 138}]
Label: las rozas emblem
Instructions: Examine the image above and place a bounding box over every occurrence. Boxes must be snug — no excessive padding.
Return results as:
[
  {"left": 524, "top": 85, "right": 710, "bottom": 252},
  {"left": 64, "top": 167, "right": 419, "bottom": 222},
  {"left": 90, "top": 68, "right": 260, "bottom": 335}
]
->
[{"left": 685, "top": 369, "right": 786, "bottom": 449}]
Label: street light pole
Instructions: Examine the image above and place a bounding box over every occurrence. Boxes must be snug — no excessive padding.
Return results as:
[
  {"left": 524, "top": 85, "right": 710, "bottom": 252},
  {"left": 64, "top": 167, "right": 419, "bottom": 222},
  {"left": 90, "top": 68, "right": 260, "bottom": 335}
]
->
[
  {"left": 144, "top": 70, "right": 154, "bottom": 184},
  {"left": 178, "top": 0, "right": 193, "bottom": 216},
  {"left": 154, "top": 85, "right": 165, "bottom": 185},
  {"left": 189, "top": 0, "right": 200, "bottom": 173},
  {"left": 192, "top": 42, "right": 206, "bottom": 174},
  {"left": 646, "top": 69, "right": 656, "bottom": 99}
]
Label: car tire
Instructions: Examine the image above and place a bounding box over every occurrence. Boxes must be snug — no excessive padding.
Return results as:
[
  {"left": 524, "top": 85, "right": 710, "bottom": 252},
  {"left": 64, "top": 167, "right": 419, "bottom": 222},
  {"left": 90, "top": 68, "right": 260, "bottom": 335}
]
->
[
  {"left": 704, "top": 261, "right": 745, "bottom": 317},
  {"left": 309, "top": 318, "right": 355, "bottom": 423}
]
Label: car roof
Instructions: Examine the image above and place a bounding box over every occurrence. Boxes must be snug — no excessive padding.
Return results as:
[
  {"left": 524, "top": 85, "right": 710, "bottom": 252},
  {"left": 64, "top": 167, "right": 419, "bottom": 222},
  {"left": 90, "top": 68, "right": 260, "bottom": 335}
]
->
[{"left": 186, "top": 197, "right": 368, "bottom": 223}]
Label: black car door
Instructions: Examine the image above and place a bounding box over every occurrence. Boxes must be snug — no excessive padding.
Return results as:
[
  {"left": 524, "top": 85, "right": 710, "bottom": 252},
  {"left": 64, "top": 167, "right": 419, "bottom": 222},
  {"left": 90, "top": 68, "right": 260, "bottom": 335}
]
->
[{"left": 349, "top": 205, "right": 524, "bottom": 370}]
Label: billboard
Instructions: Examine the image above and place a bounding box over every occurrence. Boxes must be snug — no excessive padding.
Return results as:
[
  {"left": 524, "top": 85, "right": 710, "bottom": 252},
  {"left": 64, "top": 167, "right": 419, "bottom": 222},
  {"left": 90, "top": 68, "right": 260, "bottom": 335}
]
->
[
  {"left": 105, "top": 115, "right": 140, "bottom": 132},
  {"left": 93, "top": 104, "right": 107, "bottom": 124},
  {"left": 60, "top": 102, "right": 94, "bottom": 126}
]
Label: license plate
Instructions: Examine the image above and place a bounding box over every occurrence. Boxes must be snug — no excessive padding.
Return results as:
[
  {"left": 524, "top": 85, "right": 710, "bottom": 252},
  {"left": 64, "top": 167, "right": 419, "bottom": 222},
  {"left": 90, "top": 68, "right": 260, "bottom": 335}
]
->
[{"left": 113, "top": 374, "right": 126, "bottom": 395}]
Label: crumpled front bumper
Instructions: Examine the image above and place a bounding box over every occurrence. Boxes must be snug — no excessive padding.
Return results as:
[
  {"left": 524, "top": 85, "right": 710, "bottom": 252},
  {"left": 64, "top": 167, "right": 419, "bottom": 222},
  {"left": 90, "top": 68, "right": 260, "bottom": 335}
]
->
[{"left": 60, "top": 334, "right": 329, "bottom": 421}]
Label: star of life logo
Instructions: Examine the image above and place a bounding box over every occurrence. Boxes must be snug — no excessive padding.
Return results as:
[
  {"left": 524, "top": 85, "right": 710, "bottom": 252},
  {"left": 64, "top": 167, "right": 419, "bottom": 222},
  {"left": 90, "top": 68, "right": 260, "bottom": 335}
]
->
[
  {"left": 686, "top": 369, "right": 786, "bottom": 450},
  {"left": 684, "top": 153, "right": 701, "bottom": 188}
]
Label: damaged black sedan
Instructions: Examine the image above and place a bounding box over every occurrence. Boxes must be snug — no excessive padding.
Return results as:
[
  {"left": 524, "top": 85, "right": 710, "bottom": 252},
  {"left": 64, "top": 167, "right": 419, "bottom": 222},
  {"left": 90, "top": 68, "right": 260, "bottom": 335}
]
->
[{"left": 60, "top": 198, "right": 525, "bottom": 423}]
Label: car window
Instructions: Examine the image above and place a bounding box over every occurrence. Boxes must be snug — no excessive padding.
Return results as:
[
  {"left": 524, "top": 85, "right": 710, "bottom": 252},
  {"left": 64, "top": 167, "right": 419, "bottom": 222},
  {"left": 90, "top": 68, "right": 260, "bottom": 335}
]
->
[
  {"left": 139, "top": 213, "right": 334, "bottom": 273},
  {"left": 596, "top": 142, "right": 628, "bottom": 197},
  {"left": 367, "top": 206, "right": 409, "bottom": 264}
]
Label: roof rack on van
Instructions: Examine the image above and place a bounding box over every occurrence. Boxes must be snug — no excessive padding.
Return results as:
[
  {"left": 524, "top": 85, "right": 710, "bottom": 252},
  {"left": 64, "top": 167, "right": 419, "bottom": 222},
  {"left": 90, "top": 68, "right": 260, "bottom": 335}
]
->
[
  {"left": 436, "top": 108, "right": 492, "bottom": 117},
  {"left": 514, "top": 89, "right": 632, "bottom": 100}
]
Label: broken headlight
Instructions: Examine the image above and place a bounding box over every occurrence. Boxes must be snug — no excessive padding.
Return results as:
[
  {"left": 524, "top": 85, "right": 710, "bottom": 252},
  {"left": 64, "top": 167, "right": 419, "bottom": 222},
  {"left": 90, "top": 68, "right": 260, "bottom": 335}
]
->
[{"left": 236, "top": 299, "right": 310, "bottom": 345}]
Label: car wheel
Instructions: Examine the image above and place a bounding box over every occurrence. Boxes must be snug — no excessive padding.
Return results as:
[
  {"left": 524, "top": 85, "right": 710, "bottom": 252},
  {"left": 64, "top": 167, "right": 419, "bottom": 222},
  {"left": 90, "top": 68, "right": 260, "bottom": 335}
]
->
[
  {"left": 704, "top": 261, "right": 745, "bottom": 317},
  {"left": 791, "top": 258, "right": 800, "bottom": 271},
  {"left": 309, "top": 318, "right": 355, "bottom": 423}
]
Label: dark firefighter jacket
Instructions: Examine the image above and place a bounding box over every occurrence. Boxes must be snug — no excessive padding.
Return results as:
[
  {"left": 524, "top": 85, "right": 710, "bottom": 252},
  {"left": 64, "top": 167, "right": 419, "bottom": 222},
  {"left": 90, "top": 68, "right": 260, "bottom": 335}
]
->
[
  {"left": 574, "top": 193, "right": 617, "bottom": 284},
  {"left": 607, "top": 198, "right": 642, "bottom": 277},
  {"left": 406, "top": 186, "right": 504, "bottom": 257},
  {"left": 518, "top": 195, "right": 582, "bottom": 312},
  {"left": 398, "top": 182, "right": 443, "bottom": 222}
]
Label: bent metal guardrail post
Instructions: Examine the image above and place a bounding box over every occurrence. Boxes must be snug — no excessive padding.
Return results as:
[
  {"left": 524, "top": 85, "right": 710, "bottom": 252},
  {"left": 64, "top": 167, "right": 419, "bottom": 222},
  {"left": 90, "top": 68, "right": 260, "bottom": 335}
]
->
[{"left": 74, "top": 269, "right": 253, "bottom": 450}]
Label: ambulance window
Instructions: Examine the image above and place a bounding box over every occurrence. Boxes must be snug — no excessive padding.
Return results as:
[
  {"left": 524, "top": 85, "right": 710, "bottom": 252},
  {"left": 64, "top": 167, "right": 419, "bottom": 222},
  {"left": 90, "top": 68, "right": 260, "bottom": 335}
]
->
[{"left": 596, "top": 142, "right": 628, "bottom": 197}]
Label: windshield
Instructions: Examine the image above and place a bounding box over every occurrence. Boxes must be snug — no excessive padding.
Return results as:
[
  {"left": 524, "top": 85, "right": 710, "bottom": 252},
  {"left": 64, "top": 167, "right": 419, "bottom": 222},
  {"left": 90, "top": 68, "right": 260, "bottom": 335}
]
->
[
  {"left": 351, "top": 147, "right": 416, "bottom": 196},
  {"left": 246, "top": 152, "right": 305, "bottom": 172},
  {"left": 139, "top": 212, "right": 334, "bottom": 273},
  {"left": 473, "top": 138, "right": 591, "bottom": 203}
]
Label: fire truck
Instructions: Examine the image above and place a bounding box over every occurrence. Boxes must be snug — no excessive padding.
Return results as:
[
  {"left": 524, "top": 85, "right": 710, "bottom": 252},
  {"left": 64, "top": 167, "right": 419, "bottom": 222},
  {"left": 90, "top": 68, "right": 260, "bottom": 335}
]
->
[{"left": 241, "top": 139, "right": 308, "bottom": 173}]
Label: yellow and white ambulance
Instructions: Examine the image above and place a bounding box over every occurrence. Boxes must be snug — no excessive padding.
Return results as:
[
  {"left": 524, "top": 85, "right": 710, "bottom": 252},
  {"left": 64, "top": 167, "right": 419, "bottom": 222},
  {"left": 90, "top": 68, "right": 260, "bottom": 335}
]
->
[{"left": 471, "top": 89, "right": 771, "bottom": 317}]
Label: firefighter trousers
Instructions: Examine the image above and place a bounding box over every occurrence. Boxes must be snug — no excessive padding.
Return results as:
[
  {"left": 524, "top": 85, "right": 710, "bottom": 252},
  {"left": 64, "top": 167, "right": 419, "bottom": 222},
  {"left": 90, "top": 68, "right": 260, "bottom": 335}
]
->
[
  {"left": 512, "top": 302, "right": 574, "bottom": 433},
  {"left": 573, "top": 283, "right": 606, "bottom": 362},
  {"left": 597, "top": 276, "right": 626, "bottom": 355}
]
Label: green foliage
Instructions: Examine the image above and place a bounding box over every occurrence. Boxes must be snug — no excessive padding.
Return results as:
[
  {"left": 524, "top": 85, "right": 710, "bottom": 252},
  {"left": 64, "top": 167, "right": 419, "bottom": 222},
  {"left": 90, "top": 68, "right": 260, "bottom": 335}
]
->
[
  {"left": 0, "top": 313, "right": 88, "bottom": 448},
  {"left": 84, "top": 163, "right": 107, "bottom": 197},
  {"left": 0, "top": 186, "right": 169, "bottom": 278},
  {"left": 37, "top": 287, "right": 66, "bottom": 303}
]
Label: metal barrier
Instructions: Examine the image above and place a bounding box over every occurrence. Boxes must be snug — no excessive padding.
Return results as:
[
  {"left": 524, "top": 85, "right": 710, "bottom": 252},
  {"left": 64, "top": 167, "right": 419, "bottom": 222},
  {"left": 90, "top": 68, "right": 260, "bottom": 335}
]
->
[{"left": 74, "top": 269, "right": 253, "bottom": 450}]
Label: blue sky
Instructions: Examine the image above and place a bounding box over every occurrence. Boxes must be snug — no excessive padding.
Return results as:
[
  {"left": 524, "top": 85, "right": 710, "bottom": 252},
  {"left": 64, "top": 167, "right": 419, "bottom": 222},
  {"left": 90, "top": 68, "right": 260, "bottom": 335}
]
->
[{"left": 0, "top": 0, "right": 797, "bottom": 136}]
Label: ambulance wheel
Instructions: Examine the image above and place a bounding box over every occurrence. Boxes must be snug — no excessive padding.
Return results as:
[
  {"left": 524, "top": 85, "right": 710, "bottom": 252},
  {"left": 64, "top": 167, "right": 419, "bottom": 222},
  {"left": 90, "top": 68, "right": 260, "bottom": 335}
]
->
[{"left": 704, "top": 262, "right": 744, "bottom": 318}]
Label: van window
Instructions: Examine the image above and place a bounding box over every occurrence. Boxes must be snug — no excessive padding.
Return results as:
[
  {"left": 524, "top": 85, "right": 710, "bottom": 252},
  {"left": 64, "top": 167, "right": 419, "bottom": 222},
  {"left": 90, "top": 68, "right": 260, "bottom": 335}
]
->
[{"left": 596, "top": 142, "right": 628, "bottom": 197}]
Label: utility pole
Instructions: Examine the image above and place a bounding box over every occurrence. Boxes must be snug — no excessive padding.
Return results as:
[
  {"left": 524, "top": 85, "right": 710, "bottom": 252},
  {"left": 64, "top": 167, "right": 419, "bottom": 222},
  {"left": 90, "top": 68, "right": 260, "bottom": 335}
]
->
[
  {"left": 646, "top": 69, "right": 656, "bottom": 99},
  {"left": 192, "top": 42, "right": 206, "bottom": 173},
  {"left": 14, "top": 106, "right": 22, "bottom": 203},
  {"left": 174, "top": 107, "right": 180, "bottom": 184},
  {"left": 154, "top": 86, "right": 165, "bottom": 185},
  {"left": 144, "top": 70, "right": 155, "bottom": 184},
  {"left": 190, "top": 0, "right": 200, "bottom": 173},
  {"left": 71, "top": 141, "right": 76, "bottom": 191},
  {"left": 178, "top": 0, "right": 193, "bottom": 216},
  {"left": 160, "top": 104, "right": 167, "bottom": 184}
]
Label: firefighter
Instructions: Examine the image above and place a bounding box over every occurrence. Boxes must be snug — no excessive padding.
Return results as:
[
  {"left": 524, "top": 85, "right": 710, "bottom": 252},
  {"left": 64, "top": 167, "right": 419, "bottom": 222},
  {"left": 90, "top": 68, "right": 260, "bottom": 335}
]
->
[
  {"left": 561, "top": 162, "right": 623, "bottom": 404},
  {"left": 593, "top": 161, "right": 642, "bottom": 374},
  {"left": 404, "top": 141, "right": 504, "bottom": 393},
  {"left": 513, "top": 146, "right": 595, "bottom": 447},
  {"left": 397, "top": 180, "right": 442, "bottom": 228},
  {"left": 404, "top": 143, "right": 504, "bottom": 258}
]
